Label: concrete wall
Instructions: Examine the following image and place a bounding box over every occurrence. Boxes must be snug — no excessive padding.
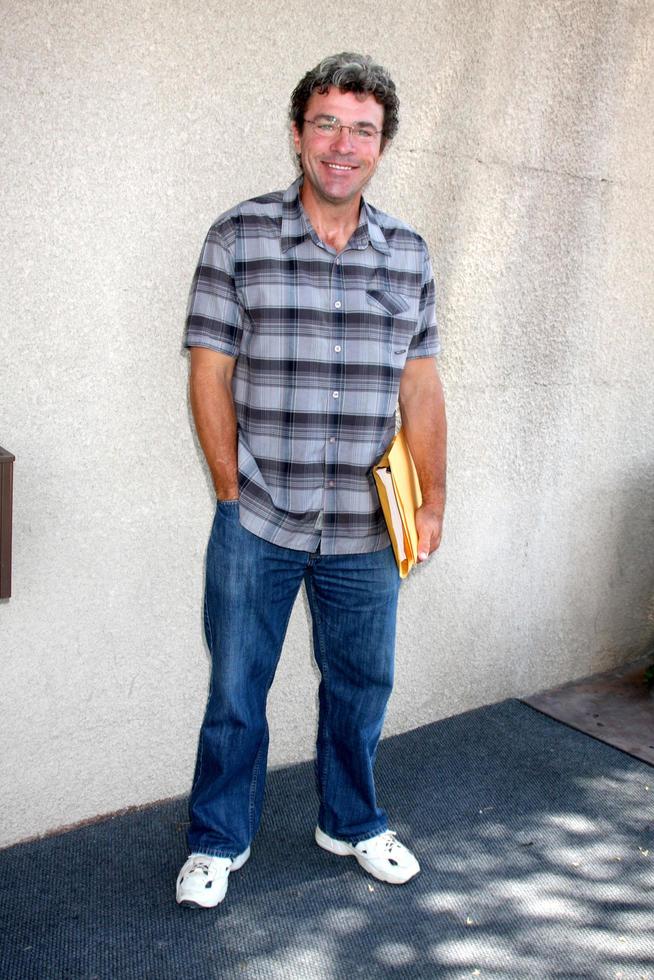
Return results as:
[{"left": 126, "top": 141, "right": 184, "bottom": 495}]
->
[{"left": 1, "top": 0, "right": 652, "bottom": 847}]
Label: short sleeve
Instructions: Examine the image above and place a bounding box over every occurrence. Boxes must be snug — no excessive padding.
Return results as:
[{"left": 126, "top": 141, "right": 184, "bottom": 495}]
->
[
  {"left": 406, "top": 246, "right": 440, "bottom": 359},
  {"left": 184, "top": 226, "right": 243, "bottom": 357}
]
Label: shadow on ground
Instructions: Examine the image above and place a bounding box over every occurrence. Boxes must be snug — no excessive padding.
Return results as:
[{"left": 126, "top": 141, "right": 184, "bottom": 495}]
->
[{"left": 1, "top": 700, "right": 652, "bottom": 979}]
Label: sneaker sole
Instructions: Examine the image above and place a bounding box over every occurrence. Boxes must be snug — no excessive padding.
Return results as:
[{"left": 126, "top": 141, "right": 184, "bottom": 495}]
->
[
  {"left": 176, "top": 847, "right": 250, "bottom": 909},
  {"left": 314, "top": 827, "right": 419, "bottom": 885}
]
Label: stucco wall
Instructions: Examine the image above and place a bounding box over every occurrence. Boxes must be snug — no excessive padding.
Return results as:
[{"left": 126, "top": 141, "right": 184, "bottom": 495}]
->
[{"left": 1, "top": 0, "right": 653, "bottom": 847}]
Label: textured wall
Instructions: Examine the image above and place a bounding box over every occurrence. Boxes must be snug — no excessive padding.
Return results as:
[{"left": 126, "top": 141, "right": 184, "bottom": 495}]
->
[{"left": 1, "top": 0, "right": 653, "bottom": 847}]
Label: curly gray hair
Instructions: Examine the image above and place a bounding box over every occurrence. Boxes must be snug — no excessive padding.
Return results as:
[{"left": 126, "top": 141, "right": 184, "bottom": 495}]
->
[{"left": 289, "top": 52, "right": 399, "bottom": 150}]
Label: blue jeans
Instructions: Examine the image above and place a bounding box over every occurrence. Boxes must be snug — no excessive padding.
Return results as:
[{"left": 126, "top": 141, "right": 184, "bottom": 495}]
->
[{"left": 187, "top": 500, "right": 401, "bottom": 858}]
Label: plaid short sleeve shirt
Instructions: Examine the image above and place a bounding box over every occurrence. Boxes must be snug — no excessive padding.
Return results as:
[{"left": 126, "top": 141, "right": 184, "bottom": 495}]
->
[{"left": 185, "top": 177, "right": 440, "bottom": 555}]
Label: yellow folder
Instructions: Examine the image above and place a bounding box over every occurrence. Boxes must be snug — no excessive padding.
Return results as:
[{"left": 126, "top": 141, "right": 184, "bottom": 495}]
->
[{"left": 373, "top": 428, "right": 422, "bottom": 578}]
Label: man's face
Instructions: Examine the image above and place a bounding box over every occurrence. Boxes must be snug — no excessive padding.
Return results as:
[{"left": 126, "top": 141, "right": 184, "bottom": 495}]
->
[{"left": 292, "top": 87, "right": 385, "bottom": 207}]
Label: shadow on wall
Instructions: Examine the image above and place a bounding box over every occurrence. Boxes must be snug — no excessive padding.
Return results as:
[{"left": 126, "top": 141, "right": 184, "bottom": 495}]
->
[{"left": 591, "top": 464, "right": 654, "bottom": 661}]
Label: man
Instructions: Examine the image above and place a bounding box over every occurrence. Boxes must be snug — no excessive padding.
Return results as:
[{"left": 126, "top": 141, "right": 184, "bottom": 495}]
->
[{"left": 177, "top": 52, "right": 446, "bottom": 909}]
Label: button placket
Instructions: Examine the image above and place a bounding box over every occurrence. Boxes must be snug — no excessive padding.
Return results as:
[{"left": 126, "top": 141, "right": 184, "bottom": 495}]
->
[{"left": 324, "top": 252, "right": 346, "bottom": 509}]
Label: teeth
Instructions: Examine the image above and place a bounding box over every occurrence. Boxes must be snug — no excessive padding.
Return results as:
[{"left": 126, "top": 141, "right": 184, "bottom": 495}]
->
[{"left": 326, "top": 163, "right": 354, "bottom": 171}]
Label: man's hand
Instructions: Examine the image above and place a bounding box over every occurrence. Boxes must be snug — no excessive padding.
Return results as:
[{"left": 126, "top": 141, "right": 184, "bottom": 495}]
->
[{"left": 415, "top": 503, "right": 444, "bottom": 562}]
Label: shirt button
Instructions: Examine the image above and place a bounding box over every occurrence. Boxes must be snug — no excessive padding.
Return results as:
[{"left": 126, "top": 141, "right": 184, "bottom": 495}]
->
[
  {"left": 332, "top": 391, "right": 339, "bottom": 399},
  {"left": 328, "top": 480, "right": 335, "bottom": 488},
  {"left": 334, "top": 345, "right": 341, "bottom": 353},
  {"left": 334, "top": 301, "right": 342, "bottom": 309},
  {"left": 329, "top": 436, "right": 336, "bottom": 444}
]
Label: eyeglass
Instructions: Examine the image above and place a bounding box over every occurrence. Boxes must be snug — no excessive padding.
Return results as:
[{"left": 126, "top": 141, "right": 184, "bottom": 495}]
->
[{"left": 303, "top": 117, "right": 383, "bottom": 143}]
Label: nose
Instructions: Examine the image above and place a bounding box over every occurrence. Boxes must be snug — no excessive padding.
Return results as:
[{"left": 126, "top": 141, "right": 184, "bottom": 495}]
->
[{"left": 331, "top": 124, "right": 355, "bottom": 152}]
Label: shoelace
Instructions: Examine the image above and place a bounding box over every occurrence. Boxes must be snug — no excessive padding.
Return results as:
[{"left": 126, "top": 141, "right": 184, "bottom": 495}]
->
[
  {"left": 360, "top": 831, "right": 403, "bottom": 855},
  {"left": 186, "top": 857, "right": 211, "bottom": 877},
  {"left": 185, "top": 854, "right": 233, "bottom": 879},
  {"left": 379, "top": 831, "right": 402, "bottom": 854}
]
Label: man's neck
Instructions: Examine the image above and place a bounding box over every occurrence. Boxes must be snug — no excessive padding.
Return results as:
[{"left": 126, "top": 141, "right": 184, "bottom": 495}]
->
[{"left": 299, "top": 180, "right": 362, "bottom": 253}]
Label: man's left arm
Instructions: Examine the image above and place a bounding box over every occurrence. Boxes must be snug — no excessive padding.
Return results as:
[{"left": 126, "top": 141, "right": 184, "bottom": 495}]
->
[{"left": 398, "top": 357, "right": 447, "bottom": 562}]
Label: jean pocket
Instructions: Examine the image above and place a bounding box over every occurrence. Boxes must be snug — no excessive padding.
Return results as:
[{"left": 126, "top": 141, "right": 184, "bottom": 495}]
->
[{"left": 217, "top": 498, "right": 240, "bottom": 513}]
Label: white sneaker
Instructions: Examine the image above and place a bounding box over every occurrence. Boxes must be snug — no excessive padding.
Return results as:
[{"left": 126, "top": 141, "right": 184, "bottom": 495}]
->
[
  {"left": 175, "top": 848, "right": 250, "bottom": 908},
  {"left": 315, "top": 827, "right": 420, "bottom": 884}
]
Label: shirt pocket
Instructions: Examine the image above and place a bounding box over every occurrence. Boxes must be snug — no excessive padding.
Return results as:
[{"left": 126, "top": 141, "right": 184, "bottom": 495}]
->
[
  {"left": 365, "top": 289, "right": 414, "bottom": 360},
  {"left": 366, "top": 289, "right": 411, "bottom": 318},
  {"left": 363, "top": 289, "right": 414, "bottom": 421}
]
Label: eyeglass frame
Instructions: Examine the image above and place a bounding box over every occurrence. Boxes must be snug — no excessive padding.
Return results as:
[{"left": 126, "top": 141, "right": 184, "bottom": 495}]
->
[{"left": 302, "top": 116, "right": 384, "bottom": 143}]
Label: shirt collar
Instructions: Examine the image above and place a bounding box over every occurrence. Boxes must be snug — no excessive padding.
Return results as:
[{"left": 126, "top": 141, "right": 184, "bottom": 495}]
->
[{"left": 280, "top": 177, "right": 391, "bottom": 256}]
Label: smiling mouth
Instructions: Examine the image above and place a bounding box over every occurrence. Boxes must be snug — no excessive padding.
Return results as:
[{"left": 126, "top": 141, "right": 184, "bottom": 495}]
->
[{"left": 323, "top": 161, "right": 357, "bottom": 172}]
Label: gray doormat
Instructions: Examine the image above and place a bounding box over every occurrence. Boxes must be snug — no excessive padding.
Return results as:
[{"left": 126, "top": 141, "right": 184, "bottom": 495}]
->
[{"left": 1, "top": 700, "right": 652, "bottom": 980}]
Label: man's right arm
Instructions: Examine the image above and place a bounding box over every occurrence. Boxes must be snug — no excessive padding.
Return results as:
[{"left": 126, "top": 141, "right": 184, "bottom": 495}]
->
[{"left": 189, "top": 346, "right": 239, "bottom": 500}]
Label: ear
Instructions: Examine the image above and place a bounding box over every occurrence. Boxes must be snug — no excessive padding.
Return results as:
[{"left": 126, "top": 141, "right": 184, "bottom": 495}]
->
[{"left": 291, "top": 122, "right": 302, "bottom": 156}]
